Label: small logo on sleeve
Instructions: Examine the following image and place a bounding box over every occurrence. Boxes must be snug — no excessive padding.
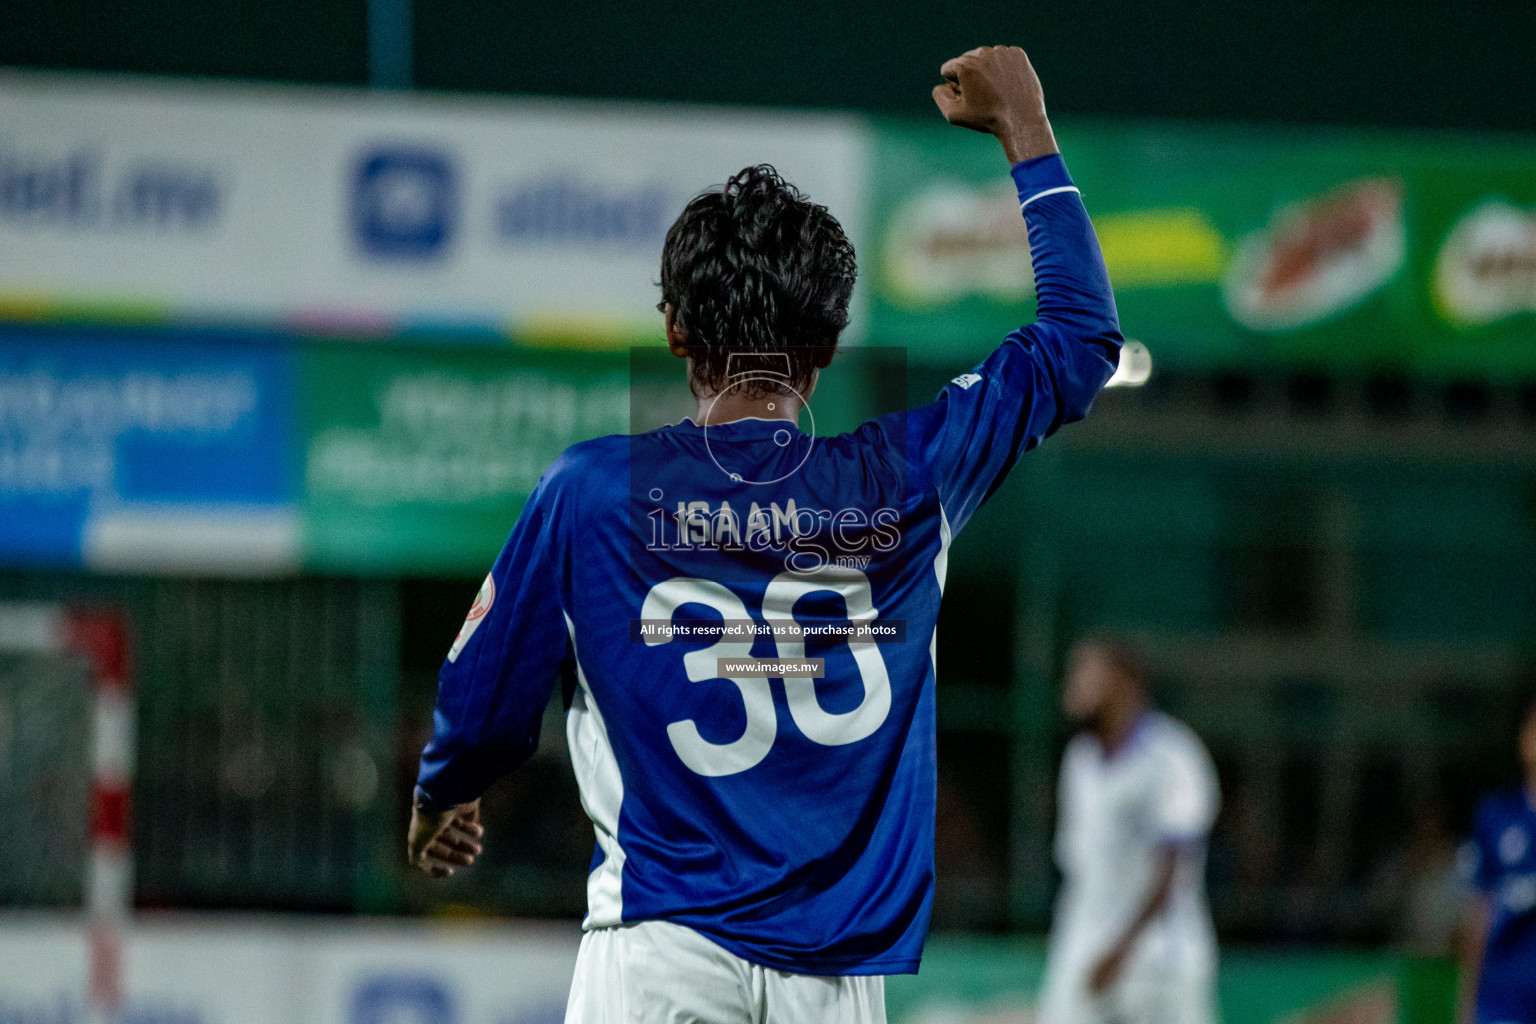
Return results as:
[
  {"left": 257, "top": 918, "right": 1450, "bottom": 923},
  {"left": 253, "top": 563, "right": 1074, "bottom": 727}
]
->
[
  {"left": 950, "top": 373, "right": 982, "bottom": 390},
  {"left": 447, "top": 572, "right": 495, "bottom": 663}
]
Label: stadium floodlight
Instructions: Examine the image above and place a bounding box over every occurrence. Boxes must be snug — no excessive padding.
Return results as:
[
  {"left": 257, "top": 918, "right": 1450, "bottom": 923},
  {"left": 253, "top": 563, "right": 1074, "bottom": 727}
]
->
[{"left": 0, "top": 604, "right": 132, "bottom": 1024}]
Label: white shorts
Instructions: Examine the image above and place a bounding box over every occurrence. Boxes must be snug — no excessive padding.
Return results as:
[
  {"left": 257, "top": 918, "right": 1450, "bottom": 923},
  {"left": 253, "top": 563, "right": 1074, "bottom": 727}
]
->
[
  {"left": 564, "top": 920, "right": 887, "bottom": 1024},
  {"left": 1038, "top": 962, "right": 1217, "bottom": 1024}
]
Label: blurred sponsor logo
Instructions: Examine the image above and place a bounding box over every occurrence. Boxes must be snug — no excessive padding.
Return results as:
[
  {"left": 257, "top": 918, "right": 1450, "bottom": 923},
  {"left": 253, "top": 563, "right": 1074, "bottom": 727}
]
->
[
  {"left": 1093, "top": 209, "right": 1226, "bottom": 288},
  {"left": 0, "top": 146, "right": 221, "bottom": 233},
  {"left": 307, "top": 370, "right": 627, "bottom": 505},
  {"left": 351, "top": 147, "right": 459, "bottom": 260},
  {"left": 349, "top": 152, "right": 669, "bottom": 263},
  {"left": 881, "top": 185, "right": 1225, "bottom": 306},
  {"left": 881, "top": 184, "right": 1035, "bottom": 305},
  {"left": 1223, "top": 177, "right": 1404, "bottom": 332},
  {"left": 1433, "top": 200, "right": 1536, "bottom": 327},
  {"left": 0, "top": 367, "right": 257, "bottom": 495},
  {"left": 351, "top": 975, "right": 454, "bottom": 1024},
  {"left": 495, "top": 176, "right": 669, "bottom": 249}
]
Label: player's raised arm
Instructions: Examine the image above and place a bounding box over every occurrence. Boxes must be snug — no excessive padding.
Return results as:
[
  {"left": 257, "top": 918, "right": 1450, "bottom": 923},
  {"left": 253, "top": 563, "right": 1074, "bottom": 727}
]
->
[{"left": 909, "top": 46, "right": 1123, "bottom": 534}]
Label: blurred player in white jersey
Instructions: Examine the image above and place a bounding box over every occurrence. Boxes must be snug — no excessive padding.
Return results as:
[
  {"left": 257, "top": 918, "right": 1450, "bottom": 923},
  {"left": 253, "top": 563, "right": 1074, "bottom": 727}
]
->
[{"left": 1040, "top": 639, "right": 1221, "bottom": 1024}]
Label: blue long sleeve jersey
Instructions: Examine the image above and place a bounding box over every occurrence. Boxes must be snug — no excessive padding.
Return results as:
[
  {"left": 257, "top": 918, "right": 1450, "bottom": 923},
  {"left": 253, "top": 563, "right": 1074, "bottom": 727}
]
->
[
  {"left": 1462, "top": 788, "right": 1536, "bottom": 1024},
  {"left": 417, "top": 153, "right": 1122, "bottom": 976}
]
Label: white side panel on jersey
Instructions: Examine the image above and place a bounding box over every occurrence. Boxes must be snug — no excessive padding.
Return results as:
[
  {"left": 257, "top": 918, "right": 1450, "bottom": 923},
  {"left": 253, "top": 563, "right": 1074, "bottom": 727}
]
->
[
  {"left": 933, "top": 506, "right": 951, "bottom": 594},
  {"left": 564, "top": 614, "right": 627, "bottom": 929},
  {"left": 930, "top": 506, "right": 952, "bottom": 676}
]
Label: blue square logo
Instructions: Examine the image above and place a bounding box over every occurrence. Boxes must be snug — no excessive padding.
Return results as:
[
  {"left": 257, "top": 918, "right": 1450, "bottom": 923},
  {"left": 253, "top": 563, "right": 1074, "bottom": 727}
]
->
[
  {"left": 351, "top": 147, "right": 458, "bottom": 260},
  {"left": 350, "top": 975, "right": 454, "bottom": 1024}
]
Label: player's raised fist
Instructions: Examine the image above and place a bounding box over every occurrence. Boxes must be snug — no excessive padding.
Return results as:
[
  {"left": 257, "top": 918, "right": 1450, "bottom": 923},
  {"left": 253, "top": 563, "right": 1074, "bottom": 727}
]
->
[{"left": 932, "top": 45, "right": 1058, "bottom": 163}]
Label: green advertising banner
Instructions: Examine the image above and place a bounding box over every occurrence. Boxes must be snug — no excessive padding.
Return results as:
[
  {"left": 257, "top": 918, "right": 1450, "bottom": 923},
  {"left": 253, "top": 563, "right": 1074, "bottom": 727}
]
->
[
  {"left": 301, "top": 345, "right": 634, "bottom": 573},
  {"left": 870, "top": 119, "right": 1536, "bottom": 379},
  {"left": 884, "top": 938, "right": 1455, "bottom": 1024},
  {"left": 299, "top": 342, "right": 893, "bottom": 574}
]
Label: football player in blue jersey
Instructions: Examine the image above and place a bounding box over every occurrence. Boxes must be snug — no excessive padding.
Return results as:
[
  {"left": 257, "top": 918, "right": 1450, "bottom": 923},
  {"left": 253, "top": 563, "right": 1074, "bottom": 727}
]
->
[
  {"left": 1459, "top": 690, "right": 1536, "bottom": 1024},
  {"left": 407, "top": 44, "right": 1123, "bottom": 1023}
]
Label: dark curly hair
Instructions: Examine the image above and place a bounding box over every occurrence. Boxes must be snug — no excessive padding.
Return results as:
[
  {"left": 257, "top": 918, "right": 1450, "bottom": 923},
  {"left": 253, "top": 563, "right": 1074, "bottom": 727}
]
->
[{"left": 659, "top": 164, "right": 856, "bottom": 400}]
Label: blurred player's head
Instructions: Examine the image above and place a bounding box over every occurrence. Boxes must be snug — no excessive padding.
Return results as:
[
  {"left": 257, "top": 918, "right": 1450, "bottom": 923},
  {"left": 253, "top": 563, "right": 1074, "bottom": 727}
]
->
[
  {"left": 1063, "top": 638, "right": 1146, "bottom": 726},
  {"left": 659, "top": 164, "right": 856, "bottom": 400}
]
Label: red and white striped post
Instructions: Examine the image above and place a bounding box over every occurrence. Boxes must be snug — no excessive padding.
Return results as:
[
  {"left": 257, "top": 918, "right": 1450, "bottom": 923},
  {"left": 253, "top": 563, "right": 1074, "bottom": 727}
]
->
[
  {"left": 71, "top": 611, "right": 134, "bottom": 1024},
  {"left": 0, "top": 604, "right": 135, "bottom": 1023}
]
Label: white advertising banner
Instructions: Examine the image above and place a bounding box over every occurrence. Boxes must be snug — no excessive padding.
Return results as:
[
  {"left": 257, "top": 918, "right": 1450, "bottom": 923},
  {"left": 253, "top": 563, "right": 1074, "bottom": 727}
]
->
[
  {"left": 0, "top": 913, "right": 580, "bottom": 1024},
  {"left": 0, "top": 73, "right": 868, "bottom": 345}
]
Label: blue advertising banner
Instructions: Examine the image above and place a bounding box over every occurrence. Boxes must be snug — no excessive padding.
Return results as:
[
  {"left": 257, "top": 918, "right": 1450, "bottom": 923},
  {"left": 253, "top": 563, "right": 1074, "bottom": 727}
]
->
[
  {"left": 0, "top": 329, "right": 299, "bottom": 572},
  {"left": 0, "top": 329, "right": 884, "bottom": 577}
]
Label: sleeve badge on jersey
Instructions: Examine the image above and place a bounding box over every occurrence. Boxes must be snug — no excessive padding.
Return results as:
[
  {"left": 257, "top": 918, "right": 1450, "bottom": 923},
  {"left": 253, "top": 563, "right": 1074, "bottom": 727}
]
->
[
  {"left": 447, "top": 572, "right": 496, "bottom": 663},
  {"left": 950, "top": 372, "right": 982, "bottom": 390}
]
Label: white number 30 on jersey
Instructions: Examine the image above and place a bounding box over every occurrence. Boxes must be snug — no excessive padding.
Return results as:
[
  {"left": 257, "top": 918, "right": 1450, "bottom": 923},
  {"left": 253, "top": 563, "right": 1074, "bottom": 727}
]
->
[{"left": 640, "top": 570, "right": 892, "bottom": 777}]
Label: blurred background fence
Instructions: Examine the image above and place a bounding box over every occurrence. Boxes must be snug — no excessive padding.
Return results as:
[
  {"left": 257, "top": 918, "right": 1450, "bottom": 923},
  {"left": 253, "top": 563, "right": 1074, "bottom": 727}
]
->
[{"left": 3, "top": 362, "right": 1532, "bottom": 946}]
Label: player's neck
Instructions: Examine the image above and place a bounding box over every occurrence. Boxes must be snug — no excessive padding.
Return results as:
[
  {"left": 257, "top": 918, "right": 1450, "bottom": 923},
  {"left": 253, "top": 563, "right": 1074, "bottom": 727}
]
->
[
  {"left": 1525, "top": 772, "right": 1536, "bottom": 809},
  {"left": 693, "top": 390, "right": 803, "bottom": 426}
]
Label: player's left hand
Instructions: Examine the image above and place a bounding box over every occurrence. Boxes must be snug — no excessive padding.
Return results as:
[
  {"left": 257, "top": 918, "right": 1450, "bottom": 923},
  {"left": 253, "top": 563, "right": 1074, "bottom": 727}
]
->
[
  {"left": 1088, "top": 945, "right": 1129, "bottom": 994},
  {"left": 407, "top": 796, "right": 484, "bottom": 877}
]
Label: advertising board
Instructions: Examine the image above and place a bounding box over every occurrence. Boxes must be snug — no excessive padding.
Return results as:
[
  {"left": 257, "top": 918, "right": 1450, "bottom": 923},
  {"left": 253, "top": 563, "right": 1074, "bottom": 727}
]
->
[
  {"left": 0, "top": 73, "right": 867, "bottom": 347},
  {"left": 868, "top": 119, "right": 1536, "bottom": 378}
]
